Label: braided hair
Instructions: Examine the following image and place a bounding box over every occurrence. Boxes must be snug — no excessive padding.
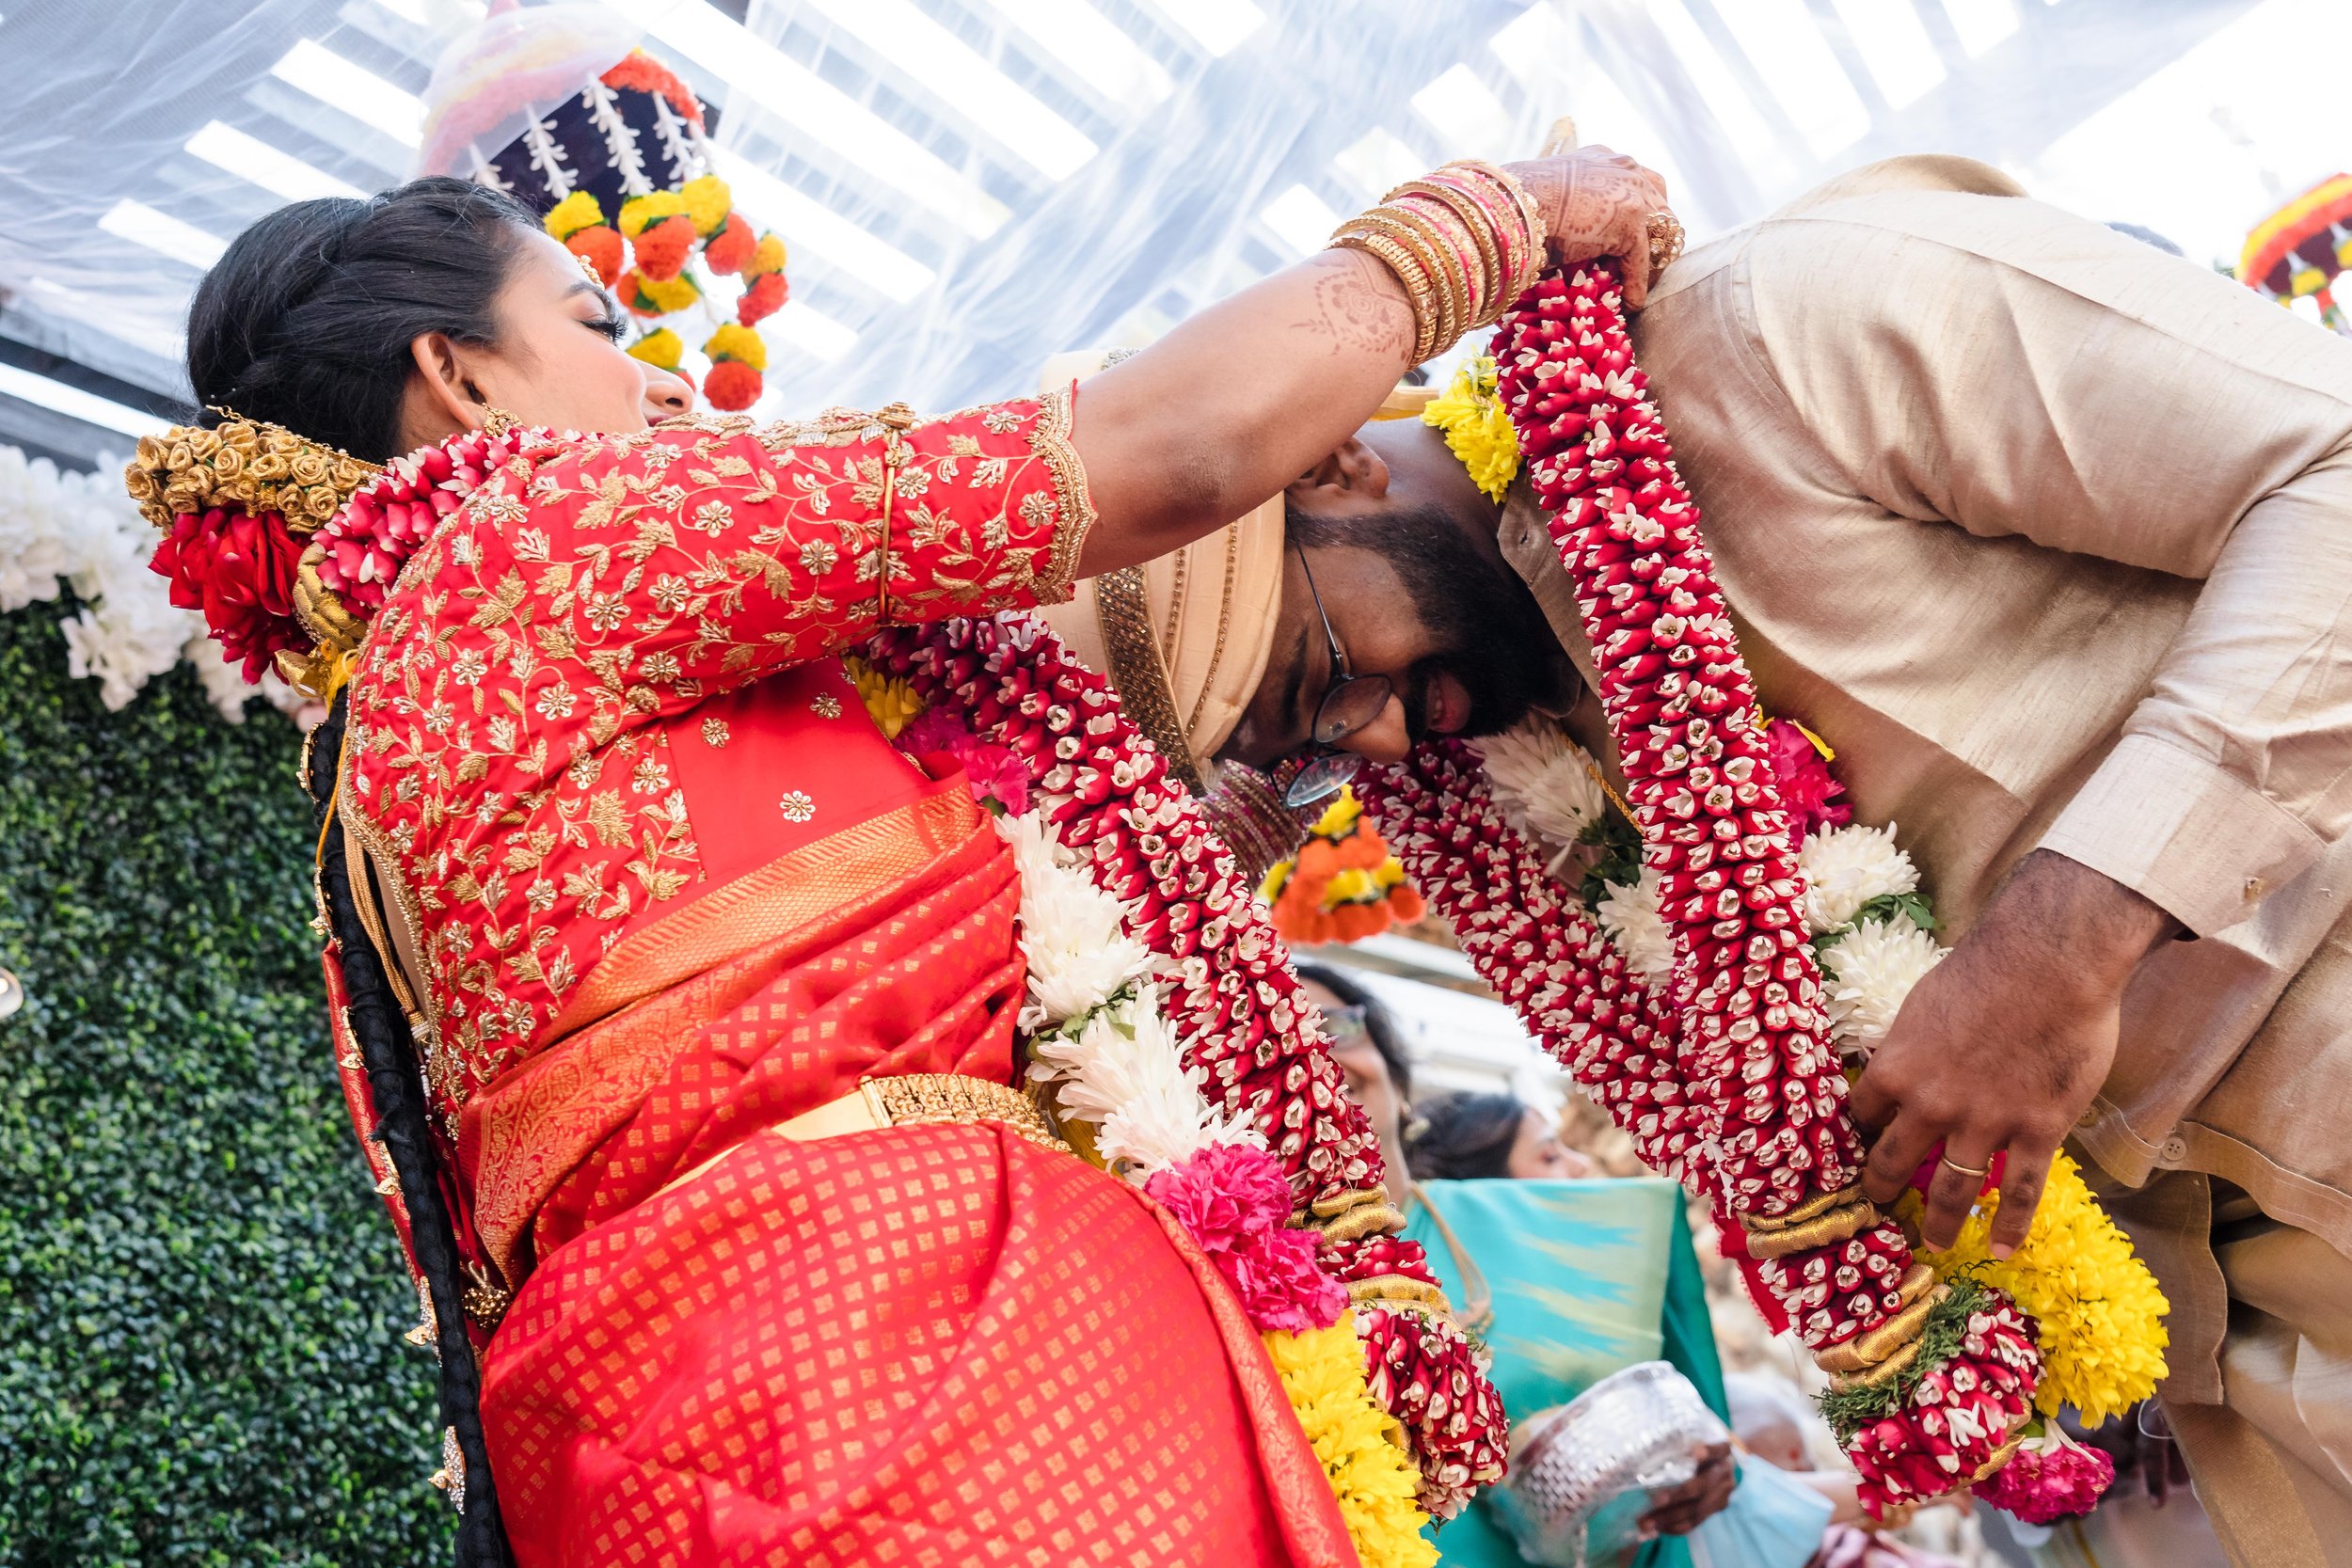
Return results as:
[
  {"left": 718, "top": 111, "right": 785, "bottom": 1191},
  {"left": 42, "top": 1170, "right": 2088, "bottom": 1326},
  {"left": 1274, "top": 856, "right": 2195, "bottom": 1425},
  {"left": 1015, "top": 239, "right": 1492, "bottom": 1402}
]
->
[
  {"left": 304, "top": 696, "right": 514, "bottom": 1566},
  {"left": 185, "top": 177, "right": 537, "bottom": 462}
]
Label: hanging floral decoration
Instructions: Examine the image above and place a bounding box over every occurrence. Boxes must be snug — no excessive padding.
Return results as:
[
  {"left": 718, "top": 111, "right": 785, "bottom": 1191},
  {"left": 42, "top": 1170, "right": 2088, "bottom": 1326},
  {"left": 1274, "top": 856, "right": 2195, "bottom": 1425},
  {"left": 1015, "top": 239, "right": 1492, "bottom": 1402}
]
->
[
  {"left": 1260, "top": 786, "right": 1425, "bottom": 945},
  {"left": 858, "top": 613, "right": 1511, "bottom": 1538},
  {"left": 1351, "top": 258, "right": 2164, "bottom": 1517},
  {"left": 532, "top": 51, "right": 791, "bottom": 413}
]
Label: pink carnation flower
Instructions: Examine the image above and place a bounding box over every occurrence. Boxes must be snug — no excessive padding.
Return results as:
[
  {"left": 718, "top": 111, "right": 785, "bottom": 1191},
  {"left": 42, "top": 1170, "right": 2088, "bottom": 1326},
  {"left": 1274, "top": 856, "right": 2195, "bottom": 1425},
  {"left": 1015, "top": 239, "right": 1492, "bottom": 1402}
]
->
[
  {"left": 1975, "top": 1435, "right": 2115, "bottom": 1525},
  {"left": 897, "top": 708, "right": 1031, "bottom": 812},
  {"left": 1764, "top": 717, "right": 1851, "bottom": 843},
  {"left": 1146, "top": 1144, "right": 1347, "bottom": 1332}
]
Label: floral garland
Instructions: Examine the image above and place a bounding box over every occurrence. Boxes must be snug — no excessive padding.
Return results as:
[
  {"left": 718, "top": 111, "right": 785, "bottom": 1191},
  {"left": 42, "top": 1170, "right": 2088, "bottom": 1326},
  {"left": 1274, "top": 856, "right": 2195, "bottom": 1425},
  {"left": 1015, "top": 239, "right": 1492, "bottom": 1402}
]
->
[
  {"left": 858, "top": 615, "right": 1511, "bottom": 1524},
  {"left": 1358, "top": 260, "right": 2068, "bottom": 1516},
  {"left": 1259, "top": 786, "right": 1425, "bottom": 945}
]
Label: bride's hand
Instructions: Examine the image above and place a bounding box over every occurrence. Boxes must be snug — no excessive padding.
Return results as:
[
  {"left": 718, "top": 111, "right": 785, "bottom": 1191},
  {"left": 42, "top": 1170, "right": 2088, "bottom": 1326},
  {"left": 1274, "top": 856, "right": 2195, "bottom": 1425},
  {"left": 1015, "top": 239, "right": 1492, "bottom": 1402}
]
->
[{"left": 1502, "top": 146, "right": 1675, "bottom": 306}]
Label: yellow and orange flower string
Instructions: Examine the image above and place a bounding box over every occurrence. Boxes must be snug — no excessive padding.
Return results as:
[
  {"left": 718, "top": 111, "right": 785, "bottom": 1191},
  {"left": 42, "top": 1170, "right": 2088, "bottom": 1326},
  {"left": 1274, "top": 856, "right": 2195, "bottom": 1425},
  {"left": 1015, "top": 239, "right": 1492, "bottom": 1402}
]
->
[{"left": 1260, "top": 787, "right": 1424, "bottom": 945}]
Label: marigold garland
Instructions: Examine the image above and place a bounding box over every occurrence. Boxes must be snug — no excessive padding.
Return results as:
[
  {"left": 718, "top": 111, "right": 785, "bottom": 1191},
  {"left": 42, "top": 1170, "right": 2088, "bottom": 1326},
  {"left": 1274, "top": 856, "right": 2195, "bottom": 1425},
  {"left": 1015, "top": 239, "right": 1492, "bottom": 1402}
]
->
[
  {"left": 1420, "top": 355, "right": 1520, "bottom": 502},
  {"left": 1906, "top": 1151, "right": 2169, "bottom": 1427},
  {"left": 1263, "top": 1313, "right": 1439, "bottom": 1568},
  {"left": 1261, "top": 786, "right": 1425, "bottom": 944}
]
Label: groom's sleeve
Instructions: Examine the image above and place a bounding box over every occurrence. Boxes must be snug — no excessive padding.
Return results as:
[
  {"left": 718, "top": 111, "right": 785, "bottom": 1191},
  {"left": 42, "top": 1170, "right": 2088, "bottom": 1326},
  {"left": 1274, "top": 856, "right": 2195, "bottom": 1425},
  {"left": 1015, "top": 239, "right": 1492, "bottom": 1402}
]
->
[{"left": 1739, "top": 196, "right": 2352, "bottom": 938}]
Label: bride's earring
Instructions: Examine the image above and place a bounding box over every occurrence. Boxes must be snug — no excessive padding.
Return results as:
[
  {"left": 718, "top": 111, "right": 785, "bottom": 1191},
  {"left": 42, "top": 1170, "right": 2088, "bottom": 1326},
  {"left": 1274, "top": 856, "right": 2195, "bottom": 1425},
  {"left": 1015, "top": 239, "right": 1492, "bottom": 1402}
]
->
[{"left": 480, "top": 404, "right": 518, "bottom": 438}]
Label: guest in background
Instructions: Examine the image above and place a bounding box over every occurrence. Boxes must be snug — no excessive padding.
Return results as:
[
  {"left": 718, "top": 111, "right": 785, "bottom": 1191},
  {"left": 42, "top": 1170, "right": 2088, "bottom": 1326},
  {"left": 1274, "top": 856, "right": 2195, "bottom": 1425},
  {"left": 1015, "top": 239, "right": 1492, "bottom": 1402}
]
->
[{"left": 1410, "top": 1087, "right": 1595, "bottom": 1182}]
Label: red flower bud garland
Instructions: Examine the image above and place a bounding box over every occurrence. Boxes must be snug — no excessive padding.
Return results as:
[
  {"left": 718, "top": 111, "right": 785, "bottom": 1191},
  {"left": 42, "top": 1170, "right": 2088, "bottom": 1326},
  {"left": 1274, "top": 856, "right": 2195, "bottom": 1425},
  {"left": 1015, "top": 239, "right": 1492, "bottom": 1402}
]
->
[
  {"left": 1360, "top": 260, "right": 2047, "bottom": 1513},
  {"left": 313, "top": 424, "right": 541, "bottom": 615},
  {"left": 861, "top": 614, "right": 1509, "bottom": 1513}
]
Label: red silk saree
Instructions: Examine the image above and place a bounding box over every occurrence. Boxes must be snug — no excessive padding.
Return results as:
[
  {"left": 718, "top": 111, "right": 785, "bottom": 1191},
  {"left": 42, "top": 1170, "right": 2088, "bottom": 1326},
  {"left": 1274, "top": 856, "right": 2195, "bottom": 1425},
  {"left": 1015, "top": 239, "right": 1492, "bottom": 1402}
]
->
[{"left": 326, "top": 401, "right": 1354, "bottom": 1565}]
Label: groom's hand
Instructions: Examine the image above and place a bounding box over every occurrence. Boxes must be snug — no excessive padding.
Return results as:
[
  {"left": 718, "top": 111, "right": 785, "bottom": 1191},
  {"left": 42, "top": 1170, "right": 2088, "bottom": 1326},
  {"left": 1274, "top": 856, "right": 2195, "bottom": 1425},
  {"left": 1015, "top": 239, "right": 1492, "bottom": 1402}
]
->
[
  {"left": 1849, "top": 851, "right": 2171, "bottom": 1256},
  {"left": 1502, "top": 147, "right": 1672, "bottom": 305}
]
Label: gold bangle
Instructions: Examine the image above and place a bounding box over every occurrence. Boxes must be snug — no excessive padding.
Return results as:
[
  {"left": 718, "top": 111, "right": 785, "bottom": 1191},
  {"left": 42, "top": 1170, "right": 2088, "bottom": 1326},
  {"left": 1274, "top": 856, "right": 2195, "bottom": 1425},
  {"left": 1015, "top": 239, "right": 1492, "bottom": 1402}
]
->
[
  {"left": 1331, "top": 228, "right": 1442, "bottom": 363},
  {"left": 1385, "top": 196, "right": 1486, "bottom": 336},
  {"left": 1444, "top": 159, "right": 1546, "bottom": 298},
  {"left": 1393, "top": 180, "right": 1505, "bottom": 326},
  {"left": 1346, "top": 209, "right": 1467, "bottom": 355}
]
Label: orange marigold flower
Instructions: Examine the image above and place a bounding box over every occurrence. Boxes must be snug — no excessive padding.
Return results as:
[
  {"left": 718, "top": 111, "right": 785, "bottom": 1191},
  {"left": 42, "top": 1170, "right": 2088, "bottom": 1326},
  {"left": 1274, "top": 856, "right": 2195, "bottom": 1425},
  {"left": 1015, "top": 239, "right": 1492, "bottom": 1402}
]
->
[
  {"left": 632, "top": 214, "right": 696, "bottom": 282},
  {"left": 704, "top": 358, "right": 762, "bottom": 411},
  {"left": 600, "top": 50, "right": 705, "bottom": 127},
  {"left": 564, "top": 224, "right": 624, "bottom": 285},
  {"left": 702, "top": 212, "right": 755, "bottom": 274},
  {"left": 738, "top": 269, "right": 788, "bottom": 325}
]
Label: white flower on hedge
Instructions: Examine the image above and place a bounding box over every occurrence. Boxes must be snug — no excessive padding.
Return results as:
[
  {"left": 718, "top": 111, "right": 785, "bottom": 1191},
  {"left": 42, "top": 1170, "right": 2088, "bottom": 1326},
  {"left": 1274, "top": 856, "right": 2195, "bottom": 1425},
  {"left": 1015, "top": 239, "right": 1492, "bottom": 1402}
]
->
[
  {"left": 1473, "top": 719, "right": 1608, "bottom": 852},
  {"left": 997, "top": 810, "right": 1152, "bottom": 1029},
  {"left": 1798, "top": 821, "right": 1919, "bottom": 934},
  {"left": 1820, "top": 915, "right": 1945, "bottom": 1053},
  {"left": 1030, "top": 988, "right": 1263, "bottom": 1178},
  {"left": 1597, "top": 866, "right": 1675, "bottom": 982}
]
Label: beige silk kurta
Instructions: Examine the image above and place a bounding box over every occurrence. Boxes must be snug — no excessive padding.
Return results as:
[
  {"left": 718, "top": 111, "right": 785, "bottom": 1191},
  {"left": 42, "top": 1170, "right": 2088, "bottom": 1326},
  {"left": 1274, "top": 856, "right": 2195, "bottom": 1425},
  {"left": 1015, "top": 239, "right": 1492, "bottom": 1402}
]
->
[{"left": 1500, "top": 156, "right": 2352, "bottom": 1407}]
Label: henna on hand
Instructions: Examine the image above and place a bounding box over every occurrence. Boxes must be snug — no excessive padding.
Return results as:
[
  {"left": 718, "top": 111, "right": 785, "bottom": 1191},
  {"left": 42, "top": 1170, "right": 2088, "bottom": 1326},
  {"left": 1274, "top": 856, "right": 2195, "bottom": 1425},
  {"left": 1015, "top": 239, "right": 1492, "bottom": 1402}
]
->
[
  {"left": 1289, "top": 247, "right": 1419, "bottom": 359},
  {"left": 1505, "top": 146, "right": 1672, "bottom": 305}
]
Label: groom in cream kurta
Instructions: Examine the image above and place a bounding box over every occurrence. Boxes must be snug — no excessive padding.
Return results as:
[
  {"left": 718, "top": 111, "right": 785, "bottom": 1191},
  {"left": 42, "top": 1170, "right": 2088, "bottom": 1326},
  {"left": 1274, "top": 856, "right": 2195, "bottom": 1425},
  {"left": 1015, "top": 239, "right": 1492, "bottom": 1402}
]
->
[
  {"left": 1047, "top": 153, "right": 2352, "bottom": 1567},
  {"left": 1546, "top": 155, "right": 2352, "bottom": 1566}
]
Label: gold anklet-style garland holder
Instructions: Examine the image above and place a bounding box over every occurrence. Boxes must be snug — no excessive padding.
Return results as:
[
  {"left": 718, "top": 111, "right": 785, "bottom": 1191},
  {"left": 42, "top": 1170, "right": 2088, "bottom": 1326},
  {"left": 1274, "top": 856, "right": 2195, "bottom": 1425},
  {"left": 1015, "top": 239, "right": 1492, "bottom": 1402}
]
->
[
  {"left": 1309, "top": 1184, "right": 1409, "bottom": 1243},
  {"left": 1739, "top": 1183, "right": 1879, "bottom": 1260}
]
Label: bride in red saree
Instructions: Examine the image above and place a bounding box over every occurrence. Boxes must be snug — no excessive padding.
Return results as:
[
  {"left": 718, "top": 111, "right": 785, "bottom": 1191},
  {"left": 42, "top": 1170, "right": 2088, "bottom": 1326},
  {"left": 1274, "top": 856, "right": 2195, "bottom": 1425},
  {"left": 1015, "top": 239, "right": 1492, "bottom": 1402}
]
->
[{"left": 129, "top": 150, "right": 1668, "bottom": 1566}]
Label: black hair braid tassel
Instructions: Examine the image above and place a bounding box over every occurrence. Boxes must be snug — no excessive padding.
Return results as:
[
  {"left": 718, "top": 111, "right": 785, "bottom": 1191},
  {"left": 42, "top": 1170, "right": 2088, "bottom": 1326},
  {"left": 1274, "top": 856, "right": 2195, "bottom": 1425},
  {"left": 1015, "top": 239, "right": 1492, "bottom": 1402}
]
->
[{"left": 306, "top": 694, "right": 516, "bottom": 1567}]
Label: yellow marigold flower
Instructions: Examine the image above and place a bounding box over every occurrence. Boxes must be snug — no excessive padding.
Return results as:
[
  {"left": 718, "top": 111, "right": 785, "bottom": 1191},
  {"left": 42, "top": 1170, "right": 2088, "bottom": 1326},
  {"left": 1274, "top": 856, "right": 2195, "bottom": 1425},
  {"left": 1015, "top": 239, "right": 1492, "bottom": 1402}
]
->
[
  {"left": 628, "top": 271, "right": 701, "bottom": 316},
  {"left": 743, "top": 231, "right": 788, "bottom": 278},
  {"left": 842, "top": 656, "right": 923, "bottom": 739},
  {"left": 543, "top": 190, "right": 606, "bottom": 242},
  {"left": 1421, "top": 356, "right": 1520, "bottom": 502},
  {"left": 1909, "top": 1150, "right": 2169, "bottom": 1427},
  {"left": 626, "top": 327, "right": 683, "bottom": 371},
  {"left": 1311, "top": 788, "right": 1361, "bottom": 839},
  {"left": 704, "top": 322, "right": 768, "bottom": 372},
  {"left": 618, "top": 189, "right": 688, "bottom": 239},
  {"left": 1263, "top": 1313, "right": 1437, "bottom": 1568},
  {"left": 679, "top": 173, "right": 732, "bottom": 235}
]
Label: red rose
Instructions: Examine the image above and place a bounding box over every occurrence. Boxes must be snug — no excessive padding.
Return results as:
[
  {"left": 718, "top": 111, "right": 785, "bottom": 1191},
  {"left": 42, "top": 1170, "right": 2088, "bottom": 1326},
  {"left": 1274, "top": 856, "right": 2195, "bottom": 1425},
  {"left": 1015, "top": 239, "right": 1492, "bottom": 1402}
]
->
[{"left": 149, "top": 506, "right": 307, "bottom": 681}]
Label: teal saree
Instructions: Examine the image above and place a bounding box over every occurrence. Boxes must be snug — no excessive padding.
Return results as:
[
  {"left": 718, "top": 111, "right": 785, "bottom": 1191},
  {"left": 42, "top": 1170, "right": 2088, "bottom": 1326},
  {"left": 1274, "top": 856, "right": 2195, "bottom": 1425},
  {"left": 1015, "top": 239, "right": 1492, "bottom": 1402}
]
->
[{"left": 1405, "top": 1178, "right": 1728, "bottom": 1568}]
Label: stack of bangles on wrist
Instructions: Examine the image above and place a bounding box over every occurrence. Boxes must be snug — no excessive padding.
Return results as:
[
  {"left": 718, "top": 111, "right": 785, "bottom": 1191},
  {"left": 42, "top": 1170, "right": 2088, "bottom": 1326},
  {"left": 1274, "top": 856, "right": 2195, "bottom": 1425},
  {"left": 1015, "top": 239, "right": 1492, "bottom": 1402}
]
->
[{"left": 1327, "top": 160, "right": 1547, "bottom": 364}]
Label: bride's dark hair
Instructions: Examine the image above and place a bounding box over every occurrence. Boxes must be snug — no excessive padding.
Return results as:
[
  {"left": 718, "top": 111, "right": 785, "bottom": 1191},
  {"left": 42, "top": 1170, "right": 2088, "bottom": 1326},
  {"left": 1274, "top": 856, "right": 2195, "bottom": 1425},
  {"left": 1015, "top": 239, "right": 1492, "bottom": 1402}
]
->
[
  {"left": 186, "top": 177, "right": 537, "bottom": 462},
  {"left": 197, "top": 178, "right": 537, "bottom": 1564}
]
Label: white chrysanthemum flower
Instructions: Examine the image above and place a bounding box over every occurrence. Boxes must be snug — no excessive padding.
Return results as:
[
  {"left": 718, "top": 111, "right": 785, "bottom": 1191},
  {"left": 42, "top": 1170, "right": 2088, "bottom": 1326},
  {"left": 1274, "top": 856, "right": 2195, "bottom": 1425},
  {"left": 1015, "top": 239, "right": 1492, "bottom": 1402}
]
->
[
  {"left": 1032, "top": 990, "right": 1263, "bottom": 1177},
  {"left": 1821, "top": 916, "right": 1945, "bottom": 1053},
  {"left": 1597, "top": 866, "right": 1675, "bottom": 982},
  {"left": 997, "top": 812, "right": 1152, "bottom": 1028},
  {"left": 1798, "top": 821, "right": 1919, "bottom": 934},
  {"left": 1471, "top": 719, "right": 1608, "bottom": 851}
]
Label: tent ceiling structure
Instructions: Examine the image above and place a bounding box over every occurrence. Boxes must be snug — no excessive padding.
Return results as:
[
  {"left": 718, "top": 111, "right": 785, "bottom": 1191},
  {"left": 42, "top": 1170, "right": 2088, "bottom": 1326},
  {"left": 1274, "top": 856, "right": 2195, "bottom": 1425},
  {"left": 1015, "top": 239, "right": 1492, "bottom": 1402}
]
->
[{"left": 0, "top": 0, "right": 2294, "bottom": 473}]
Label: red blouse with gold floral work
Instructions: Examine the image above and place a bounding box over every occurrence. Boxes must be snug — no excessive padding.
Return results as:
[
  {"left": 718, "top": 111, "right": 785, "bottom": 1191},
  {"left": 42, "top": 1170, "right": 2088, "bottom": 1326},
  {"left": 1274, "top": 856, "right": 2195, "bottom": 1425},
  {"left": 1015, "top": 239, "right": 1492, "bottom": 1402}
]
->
[{"left": 337, "top": 396, "right": 1090, "bottom": 1127}]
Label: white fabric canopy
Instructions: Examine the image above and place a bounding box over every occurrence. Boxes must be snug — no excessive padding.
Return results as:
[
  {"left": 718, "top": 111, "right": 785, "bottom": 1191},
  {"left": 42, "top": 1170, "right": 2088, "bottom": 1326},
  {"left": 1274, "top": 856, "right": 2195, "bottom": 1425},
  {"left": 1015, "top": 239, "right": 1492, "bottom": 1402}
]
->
[{"left": 0, "top": 0, "right": 2341, "bottom": 461}]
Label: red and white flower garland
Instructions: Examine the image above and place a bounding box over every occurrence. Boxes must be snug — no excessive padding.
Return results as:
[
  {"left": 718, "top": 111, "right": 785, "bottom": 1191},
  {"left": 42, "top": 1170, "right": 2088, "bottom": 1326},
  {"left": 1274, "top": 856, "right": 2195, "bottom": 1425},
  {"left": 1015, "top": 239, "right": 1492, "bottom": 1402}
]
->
[
  {"left": 1359, "top": 260, "right": 2046, "bottom": 1513},
  {"left": 861, "top": 614, "right": 1511, "bottom": 1514}
]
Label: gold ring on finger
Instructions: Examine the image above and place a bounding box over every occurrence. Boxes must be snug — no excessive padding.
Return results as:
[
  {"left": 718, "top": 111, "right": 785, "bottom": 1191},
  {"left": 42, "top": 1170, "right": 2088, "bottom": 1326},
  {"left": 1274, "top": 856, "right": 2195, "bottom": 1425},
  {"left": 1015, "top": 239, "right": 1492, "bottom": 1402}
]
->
[{"left": 1938, "top": 1154, "right": 1991, "bottom": 1179}]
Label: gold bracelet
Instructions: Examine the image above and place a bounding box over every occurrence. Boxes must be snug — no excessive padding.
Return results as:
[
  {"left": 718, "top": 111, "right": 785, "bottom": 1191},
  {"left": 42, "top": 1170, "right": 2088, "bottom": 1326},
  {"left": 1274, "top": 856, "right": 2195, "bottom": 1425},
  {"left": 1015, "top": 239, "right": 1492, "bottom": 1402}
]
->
[
  {"left": 1438, "top": 160, "right": 1545, "bottom": 300},
  {"left": 1330, "top": 227, "right": 1443, "bottom": 363},
  {"left": 1392, "top": 180, "right": 1503, "bottom": 326},
  {"left": 1344, "top": 209, "right": 1468, "bottom": 355}
]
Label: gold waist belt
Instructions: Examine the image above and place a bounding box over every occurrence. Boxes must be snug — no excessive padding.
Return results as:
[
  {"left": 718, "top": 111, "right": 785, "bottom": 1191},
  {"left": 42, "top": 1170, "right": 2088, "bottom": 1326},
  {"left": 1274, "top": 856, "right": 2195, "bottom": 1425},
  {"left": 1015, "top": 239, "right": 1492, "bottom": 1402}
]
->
[{"left": 660, "top": 1073, "right": 1068, "bottom": 1198}]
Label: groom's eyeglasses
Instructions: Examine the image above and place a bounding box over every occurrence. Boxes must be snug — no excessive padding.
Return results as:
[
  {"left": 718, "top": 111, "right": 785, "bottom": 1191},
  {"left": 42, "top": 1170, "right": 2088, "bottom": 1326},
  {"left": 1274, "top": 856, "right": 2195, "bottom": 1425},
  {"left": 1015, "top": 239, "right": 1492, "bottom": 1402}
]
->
[{"left": 1285, "top": 546, "right": 1393, "bottom": 808}]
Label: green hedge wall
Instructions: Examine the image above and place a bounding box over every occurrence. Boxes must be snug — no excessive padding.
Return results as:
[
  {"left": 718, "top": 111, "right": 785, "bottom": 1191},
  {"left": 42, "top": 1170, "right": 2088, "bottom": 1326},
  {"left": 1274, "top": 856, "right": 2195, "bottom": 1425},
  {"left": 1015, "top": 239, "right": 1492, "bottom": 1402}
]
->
[{"left": 0, "top": 600, "right": 447, "bottom": 1564}]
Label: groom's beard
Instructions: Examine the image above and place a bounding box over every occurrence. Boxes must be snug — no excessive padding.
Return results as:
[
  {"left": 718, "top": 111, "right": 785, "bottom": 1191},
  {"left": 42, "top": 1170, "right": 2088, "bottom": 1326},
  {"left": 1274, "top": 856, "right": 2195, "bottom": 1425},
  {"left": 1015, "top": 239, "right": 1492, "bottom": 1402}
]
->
[{"left": 1290, "top": 497, "right": 1564, "bottom": 742}]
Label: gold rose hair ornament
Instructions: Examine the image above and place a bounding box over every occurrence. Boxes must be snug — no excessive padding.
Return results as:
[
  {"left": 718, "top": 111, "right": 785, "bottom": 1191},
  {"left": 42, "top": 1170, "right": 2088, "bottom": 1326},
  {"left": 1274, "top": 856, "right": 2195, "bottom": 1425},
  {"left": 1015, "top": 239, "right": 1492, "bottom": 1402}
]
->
[
  {"left": 124, "top": 410, "right": 381, "bottom": 696},
  {"left": 126, "top": 408, "right": 539, "bottom": 700}
]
